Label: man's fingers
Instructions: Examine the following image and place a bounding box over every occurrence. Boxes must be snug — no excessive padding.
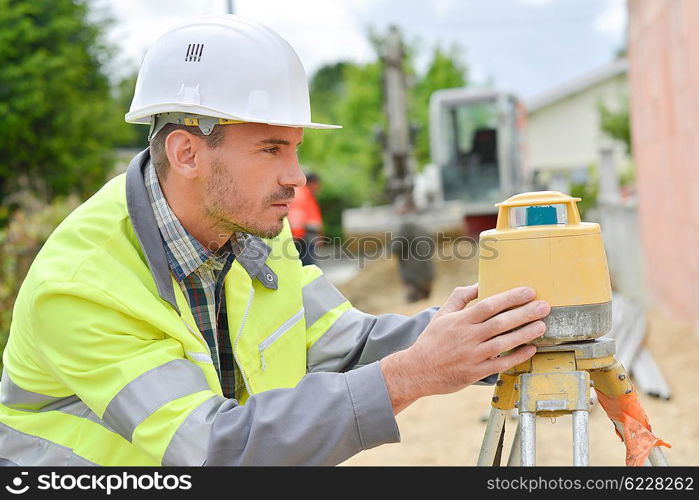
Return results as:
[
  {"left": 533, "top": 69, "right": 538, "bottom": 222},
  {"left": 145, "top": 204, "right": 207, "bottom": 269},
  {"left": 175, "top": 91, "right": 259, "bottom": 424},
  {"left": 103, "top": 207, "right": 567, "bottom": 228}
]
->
[
  {"left": 438, "top": 284, "right": 479, "bottom": 315},
  {"left": 478, "top": 320, "right": 546, "bottom": 359},
  {"left": 478, "top": 300, "right": 550, "bottom": 340},
  {"left": 462, "top": 286, "right": 536, "bottom": 323},
  {"left": 481, "top": 344, "right": 537, "bottom": 375}
]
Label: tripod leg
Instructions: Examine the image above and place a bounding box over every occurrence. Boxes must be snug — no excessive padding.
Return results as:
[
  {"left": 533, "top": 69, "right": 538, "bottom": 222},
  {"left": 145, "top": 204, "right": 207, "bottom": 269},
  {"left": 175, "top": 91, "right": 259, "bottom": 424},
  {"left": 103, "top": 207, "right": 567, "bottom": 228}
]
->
[
  {"left": 477, "top": 407, "right": 507, "bottom": 465},
  {"left": 520, "top": 412, "right": 536, "bottom": 466},
  {"left": 572, "top": 410, "right": 590, "bottom": 466},
  {"left": 493, "top": 420, "right": 505, "bottom": 466},
  {"left": 592, "top": 359, "right": 671, "bottom": 466},
  {"left": 647, "top": 447, "right": 669, "bottom": 466},
  {"left": 507, "top": 419, "right": 521, "bottom": 466}
]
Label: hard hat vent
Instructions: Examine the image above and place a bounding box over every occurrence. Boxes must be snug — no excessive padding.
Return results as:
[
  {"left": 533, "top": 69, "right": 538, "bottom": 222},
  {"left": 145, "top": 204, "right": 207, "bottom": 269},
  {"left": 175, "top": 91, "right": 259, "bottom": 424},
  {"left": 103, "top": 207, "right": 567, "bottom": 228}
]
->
[{"left": 185, "top": 43, "right": 204, "bottom": 62}]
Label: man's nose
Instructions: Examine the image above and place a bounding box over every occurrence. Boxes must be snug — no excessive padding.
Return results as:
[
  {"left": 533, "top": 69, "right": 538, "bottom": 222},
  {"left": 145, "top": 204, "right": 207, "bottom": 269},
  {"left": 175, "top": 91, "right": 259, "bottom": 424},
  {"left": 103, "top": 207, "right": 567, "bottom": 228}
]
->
[{"left": 280, "top": 154, "right": 306, "bottom": 188}]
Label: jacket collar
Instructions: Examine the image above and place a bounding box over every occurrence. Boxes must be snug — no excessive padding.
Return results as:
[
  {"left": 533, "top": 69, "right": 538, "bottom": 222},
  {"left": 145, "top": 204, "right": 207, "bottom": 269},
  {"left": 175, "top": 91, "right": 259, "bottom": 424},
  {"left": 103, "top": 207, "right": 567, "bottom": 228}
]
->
[{"left": 125, "top": 149, "right": 276, "bottom": 315}]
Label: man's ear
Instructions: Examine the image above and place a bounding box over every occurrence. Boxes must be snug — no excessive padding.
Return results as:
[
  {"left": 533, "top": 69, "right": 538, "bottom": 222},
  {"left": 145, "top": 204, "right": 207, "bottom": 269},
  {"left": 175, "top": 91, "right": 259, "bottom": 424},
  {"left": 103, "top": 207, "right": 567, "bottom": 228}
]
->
[{"left": 164, "top": 129, "right": 204, "bottom": 180}]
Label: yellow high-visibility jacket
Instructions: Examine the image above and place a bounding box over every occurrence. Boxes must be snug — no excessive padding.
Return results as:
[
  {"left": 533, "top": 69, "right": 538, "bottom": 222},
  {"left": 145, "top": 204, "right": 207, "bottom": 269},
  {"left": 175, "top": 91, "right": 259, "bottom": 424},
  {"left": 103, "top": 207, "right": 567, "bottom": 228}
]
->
[{"left": 0, "top": 150, "right": 437, "bottom": 465}]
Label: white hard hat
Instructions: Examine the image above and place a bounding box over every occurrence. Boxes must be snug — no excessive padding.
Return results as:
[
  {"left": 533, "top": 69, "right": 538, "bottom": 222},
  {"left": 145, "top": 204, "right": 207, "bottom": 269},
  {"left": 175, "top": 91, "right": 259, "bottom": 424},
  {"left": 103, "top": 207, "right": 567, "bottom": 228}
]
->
[{"left": 126, "top": 14, "right": 340, "bottom": 135}]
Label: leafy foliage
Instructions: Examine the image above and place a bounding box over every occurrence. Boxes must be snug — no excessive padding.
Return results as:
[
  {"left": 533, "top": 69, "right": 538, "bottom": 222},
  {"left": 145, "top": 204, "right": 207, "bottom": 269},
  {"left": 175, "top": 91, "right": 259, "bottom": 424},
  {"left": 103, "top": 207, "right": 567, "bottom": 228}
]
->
[
  {"left": 410, "top": 45, "right": 468, "bottom": 166},
  {"left": 599, "top": 93, "right": 631, "bottom": 154},
  {"left": 114, "top": 72, "right": 150, "bottom": 149},
  {"left": 570, "top": 165, "right": 599, "bottom": 219},
  {"left": 0, "top": 0, "right": 123, "bottom": 214},
  {"left": 299, "top": 42, "right": 469, "bottom": 238},
  {"left": 597, "top": 91, "right": 634, "bottom": 198}
]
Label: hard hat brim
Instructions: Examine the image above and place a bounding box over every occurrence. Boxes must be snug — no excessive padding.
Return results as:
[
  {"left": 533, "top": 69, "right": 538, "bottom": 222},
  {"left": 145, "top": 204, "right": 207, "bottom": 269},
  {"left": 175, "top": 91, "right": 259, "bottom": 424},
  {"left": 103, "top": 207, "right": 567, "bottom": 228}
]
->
[{"left": 125, "top": 104, "right": 341, "bottom": 130}]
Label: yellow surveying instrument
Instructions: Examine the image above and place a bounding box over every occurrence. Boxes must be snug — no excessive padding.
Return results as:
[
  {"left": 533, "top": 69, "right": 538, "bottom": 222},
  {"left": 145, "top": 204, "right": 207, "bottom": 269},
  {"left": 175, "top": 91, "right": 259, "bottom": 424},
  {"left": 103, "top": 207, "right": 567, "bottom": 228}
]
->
[{"left": 476, "top": 192, "right": 670, "bottom": 466}]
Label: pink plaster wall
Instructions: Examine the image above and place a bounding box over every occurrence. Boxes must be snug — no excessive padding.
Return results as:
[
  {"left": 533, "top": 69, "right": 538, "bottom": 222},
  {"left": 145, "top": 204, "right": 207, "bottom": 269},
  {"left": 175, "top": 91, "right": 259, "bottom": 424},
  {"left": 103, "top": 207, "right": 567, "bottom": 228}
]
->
[{"left": 628, "top": 0, "right": 699, "bottom": 330}]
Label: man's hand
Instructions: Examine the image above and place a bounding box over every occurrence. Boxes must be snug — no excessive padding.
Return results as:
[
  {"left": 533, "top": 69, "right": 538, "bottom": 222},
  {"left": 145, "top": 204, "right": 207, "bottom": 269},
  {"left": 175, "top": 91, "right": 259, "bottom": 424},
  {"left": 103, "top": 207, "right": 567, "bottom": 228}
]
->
[{"left": 380, "top": 284, "right": 550, "bottom": 414}]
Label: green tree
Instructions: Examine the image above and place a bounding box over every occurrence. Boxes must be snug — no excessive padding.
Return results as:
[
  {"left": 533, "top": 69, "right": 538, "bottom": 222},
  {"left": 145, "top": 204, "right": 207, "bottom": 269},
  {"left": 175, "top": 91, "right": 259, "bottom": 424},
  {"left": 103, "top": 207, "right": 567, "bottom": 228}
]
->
[
  {"left": 302, "top": 60, "right": 385, "bottom": 196},
  {"left": 599, "top": 93, "right": 632, "bottom": 154},
  {"left": 410, "top": 45, "right": 468, "bottom": 166},
  {"left": 0, "top": 0, "right": 123, "bottom": 211},
  {"left": 299, "top": 61, "right": 385, "bottom": 238},
  {"left": 298, "top": 39, "right": 470, "bottom": 239},
  {"left": 114, "top": 72, "right": 150, "bottom": 149},
  {"left": 305, "top": 62, "right": 348, "bottom": 125}
]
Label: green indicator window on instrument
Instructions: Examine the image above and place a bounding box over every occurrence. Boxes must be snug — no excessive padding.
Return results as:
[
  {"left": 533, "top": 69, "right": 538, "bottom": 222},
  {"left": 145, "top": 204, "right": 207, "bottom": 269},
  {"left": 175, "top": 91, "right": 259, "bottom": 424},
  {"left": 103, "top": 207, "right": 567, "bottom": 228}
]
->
[
  {"left": 510, "top": 204, "right": 567, "bottom": 227},
  {"left": 526, "top": 205, "right": 557, "bottom": 226}
]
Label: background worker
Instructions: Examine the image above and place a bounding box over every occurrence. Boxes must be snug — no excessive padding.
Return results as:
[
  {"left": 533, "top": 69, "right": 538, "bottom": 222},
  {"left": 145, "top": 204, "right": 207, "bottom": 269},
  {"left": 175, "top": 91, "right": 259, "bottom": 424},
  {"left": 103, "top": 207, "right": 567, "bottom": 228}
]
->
[
  {"left": 288, "top": 172, "right": 323, "bottom": 266},
  {"left": 0, "top": 15, "right": 550, "bottom": 466}
]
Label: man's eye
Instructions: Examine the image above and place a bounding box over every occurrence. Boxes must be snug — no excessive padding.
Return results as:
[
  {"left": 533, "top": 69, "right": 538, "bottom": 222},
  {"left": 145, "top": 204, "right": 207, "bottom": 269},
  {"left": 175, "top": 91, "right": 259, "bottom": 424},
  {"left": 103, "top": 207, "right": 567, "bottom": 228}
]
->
[{"left": 263, "top": 146, "right": 279, "bottom": 154}]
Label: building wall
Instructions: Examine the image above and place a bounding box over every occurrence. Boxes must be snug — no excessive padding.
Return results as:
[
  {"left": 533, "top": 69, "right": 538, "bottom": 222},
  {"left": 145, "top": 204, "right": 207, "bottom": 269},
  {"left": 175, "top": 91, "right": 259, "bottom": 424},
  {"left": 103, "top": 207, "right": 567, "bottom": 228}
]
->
[
  {"left": 526, "top": 73, "right": 629, "bottom": 172},
  {"left": 628, "top": 0, "right": 699, "bottom": 331}
]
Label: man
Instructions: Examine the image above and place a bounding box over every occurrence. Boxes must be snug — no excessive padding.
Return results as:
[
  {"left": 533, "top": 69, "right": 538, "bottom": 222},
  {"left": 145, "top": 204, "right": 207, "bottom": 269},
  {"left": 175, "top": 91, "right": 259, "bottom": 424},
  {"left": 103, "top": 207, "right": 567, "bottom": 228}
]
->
[
  {"left": 288, "top": 172, "right": 323, "bottom": 266},
  {"left": 0, "top": 15, "right": 549, "bottom": 466}
]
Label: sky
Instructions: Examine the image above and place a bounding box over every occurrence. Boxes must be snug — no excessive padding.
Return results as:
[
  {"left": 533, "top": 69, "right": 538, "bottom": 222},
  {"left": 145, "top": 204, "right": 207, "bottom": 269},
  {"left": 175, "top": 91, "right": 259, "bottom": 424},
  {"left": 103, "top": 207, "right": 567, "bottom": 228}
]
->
[{"left": 91, "top": 0, "right": 627, "bottom": 102}]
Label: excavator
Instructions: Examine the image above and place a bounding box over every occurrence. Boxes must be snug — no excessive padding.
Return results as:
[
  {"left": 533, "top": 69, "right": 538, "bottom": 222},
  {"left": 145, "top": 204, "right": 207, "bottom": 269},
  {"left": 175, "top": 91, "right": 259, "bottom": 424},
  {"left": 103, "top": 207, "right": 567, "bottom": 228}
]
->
[
  {"left": 342, "top": 27, "right": 529, "bottom": 239},
  {"left": 426, "top": 86, "right": 529, "bottom": 234}
]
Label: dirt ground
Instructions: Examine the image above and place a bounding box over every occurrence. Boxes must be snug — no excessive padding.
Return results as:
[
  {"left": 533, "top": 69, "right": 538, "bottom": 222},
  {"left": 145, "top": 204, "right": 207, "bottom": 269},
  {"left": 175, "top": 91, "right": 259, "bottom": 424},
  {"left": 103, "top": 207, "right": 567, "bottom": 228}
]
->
[{"left": 334, "top": 240, "right": 698, "bottom": 466}]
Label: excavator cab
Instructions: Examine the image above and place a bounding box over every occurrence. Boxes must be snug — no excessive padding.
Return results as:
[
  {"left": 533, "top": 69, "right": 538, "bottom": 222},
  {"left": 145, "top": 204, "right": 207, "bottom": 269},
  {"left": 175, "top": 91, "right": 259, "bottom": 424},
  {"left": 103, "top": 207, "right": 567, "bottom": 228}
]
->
[{"left": 429, "top": 88, "right": 527, "bottom": 232}]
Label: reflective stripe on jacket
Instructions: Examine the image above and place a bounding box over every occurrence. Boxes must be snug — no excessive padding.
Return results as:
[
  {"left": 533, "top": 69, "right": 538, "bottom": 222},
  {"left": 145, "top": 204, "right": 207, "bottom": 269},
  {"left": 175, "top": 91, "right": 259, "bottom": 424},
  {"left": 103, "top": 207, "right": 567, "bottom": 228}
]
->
[{"left": 0, "top": 149, "right": 437, "bottom": 466}]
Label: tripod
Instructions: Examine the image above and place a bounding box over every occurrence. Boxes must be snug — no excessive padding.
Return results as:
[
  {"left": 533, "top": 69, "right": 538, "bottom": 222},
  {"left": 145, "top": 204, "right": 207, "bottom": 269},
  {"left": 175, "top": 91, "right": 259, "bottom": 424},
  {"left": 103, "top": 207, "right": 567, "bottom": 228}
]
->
[{"left": 477, "top": 337, "right": 669, "bottom": 466}]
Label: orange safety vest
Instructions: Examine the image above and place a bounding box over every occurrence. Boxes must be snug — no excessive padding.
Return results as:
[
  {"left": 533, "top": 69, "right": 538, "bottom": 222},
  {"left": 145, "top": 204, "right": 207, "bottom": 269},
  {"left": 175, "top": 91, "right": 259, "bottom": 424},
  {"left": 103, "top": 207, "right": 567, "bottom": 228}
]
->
[{"left": 288, "top": 185, "right": 322, "bottom": 240}]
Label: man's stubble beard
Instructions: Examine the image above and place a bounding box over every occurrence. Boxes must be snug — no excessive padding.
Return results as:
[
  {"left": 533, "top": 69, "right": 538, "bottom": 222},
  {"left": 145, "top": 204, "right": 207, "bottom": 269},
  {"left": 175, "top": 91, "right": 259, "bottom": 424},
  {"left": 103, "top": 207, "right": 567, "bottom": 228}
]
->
[{"left": 203, "top": 157, "right": 291, "bottom": 240}]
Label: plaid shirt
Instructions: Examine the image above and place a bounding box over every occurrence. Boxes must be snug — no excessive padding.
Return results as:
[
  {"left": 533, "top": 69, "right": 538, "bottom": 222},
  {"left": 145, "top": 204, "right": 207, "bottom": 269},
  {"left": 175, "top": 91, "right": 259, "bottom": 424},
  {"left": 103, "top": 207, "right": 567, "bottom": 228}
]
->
[{"left": 144, "top": 161, "right": 245, "bottom": 398}]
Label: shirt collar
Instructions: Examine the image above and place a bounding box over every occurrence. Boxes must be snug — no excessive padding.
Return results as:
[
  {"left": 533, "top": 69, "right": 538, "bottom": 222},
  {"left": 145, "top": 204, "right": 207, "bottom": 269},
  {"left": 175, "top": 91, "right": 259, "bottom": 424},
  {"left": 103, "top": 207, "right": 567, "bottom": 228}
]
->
[
  {"left": 125, "top": 150, "right": 278, "bottom": 306},
  {"left": 144, "top": 160, "right": 246, "bottom": 282}
]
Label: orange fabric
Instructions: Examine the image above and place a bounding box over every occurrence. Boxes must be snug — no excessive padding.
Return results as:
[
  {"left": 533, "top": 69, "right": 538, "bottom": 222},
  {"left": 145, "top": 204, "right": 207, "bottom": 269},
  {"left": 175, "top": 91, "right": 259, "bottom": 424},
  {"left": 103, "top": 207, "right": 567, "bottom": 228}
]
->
[
  {"left": 288, "top": 185, "right": 323, "bottom": 239},
  {"left": 596, "top": 390, "right": 671, "bottom": 466}
]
